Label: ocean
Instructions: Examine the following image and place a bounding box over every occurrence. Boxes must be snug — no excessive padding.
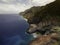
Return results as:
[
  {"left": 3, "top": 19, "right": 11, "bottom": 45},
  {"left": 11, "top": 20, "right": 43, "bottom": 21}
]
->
[{"left": 0, "top": 14, "right": 33, "bottom": 45}]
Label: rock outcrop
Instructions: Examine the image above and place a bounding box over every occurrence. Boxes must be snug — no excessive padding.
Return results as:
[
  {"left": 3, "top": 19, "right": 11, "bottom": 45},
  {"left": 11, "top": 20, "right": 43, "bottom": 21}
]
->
[
  {"left": 20, "top": 0, "right": 60, "bottom": 45},
  {"left": 20, "top": 0, "right": 60, "bottom": 24},
  {"left": 28, "top": 33, "right": 60, "bottom": 45}
]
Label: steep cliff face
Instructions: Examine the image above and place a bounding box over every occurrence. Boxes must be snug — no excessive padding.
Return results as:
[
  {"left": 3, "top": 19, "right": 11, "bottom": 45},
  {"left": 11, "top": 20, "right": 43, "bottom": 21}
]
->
[
  {"left": 20, "top": 0, "right": 60, "bottom": 45},
  {"left": 28, "top": 34, "right": 60, "bottom": 45},
  {"left": 20, "top": 0, "right": 60, "bottom": 24}
]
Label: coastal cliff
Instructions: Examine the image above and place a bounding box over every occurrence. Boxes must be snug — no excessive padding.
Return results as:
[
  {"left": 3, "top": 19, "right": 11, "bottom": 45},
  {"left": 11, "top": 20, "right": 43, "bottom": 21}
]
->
[{"left": 20, "top": 0, "right": 60, "bottom": 45}]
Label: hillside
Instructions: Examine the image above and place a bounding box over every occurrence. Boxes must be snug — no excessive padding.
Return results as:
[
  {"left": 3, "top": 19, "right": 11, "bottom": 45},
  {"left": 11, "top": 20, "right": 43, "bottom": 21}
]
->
[
  {"left": 20, "top": 0, "right": 60, "bottom": 24},
  {"left": 20, "top": 0, "right": 60, "bottom": 45}
]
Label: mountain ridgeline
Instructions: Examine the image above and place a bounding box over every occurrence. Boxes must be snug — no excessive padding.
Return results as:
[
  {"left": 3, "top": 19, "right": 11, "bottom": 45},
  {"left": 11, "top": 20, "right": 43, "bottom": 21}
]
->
[{"left": 20, "top": 0, "right": 60, "bottom": 24}]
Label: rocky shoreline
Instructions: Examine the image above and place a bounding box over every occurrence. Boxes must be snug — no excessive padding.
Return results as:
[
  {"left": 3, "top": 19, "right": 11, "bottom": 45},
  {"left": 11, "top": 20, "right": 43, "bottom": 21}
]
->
[{"left": 20, "top": 0, "right": 60, "bottom": 45}]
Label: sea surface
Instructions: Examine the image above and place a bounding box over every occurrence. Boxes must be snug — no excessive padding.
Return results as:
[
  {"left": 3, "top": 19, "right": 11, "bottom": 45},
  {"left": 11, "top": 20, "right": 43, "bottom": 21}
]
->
[{"left": 0, "top": 14, "right": 33, "bottom": 45}]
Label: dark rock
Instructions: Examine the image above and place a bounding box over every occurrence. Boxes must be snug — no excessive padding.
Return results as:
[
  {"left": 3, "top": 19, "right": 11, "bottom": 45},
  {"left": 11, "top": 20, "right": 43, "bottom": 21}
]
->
[
  {"left": 20, "top": 0, "right": 60, "bottom": 45},
  {"left": 20, "top": 0, "right": 60, "bottom": 24}
]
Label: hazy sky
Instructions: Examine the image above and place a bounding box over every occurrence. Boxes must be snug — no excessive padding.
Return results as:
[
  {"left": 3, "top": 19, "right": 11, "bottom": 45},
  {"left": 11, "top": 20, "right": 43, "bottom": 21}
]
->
[{"left": 0, "top": 0, "right": 55, "bottom": 14}]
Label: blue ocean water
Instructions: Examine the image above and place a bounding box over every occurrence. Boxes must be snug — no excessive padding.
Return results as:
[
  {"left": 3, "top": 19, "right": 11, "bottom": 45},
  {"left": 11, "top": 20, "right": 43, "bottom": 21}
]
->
[{"left": 0, "top": 14, "right": 33, "bottom": 45}]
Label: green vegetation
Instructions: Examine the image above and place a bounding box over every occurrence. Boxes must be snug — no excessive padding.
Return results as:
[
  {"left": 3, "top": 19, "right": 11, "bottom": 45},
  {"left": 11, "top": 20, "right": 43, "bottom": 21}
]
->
[
  {"left": 20, "top": 0, "right": 60, "bottom": 24},
  {"left": 20, "top": 0, "right": 60, "bottom": 45}
]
